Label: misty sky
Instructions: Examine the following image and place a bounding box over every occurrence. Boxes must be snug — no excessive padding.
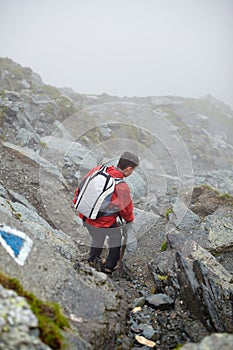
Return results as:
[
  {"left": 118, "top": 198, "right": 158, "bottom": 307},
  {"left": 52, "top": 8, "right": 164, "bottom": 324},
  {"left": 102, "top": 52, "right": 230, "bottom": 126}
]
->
[{"left": 0, "top": 0, "right": 233, "bottom": 108}]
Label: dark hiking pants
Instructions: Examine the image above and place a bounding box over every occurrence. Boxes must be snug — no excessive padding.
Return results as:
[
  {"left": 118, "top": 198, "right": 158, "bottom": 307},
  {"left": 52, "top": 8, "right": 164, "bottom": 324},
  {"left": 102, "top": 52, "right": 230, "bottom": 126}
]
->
[{"left": 85, "top": 223, "right": 121, "bottom": 270}]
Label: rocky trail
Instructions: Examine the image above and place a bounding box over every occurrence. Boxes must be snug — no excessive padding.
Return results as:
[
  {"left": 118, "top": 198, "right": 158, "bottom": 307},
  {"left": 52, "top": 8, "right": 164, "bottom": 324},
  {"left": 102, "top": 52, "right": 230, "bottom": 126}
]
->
[
  {"left": 1, "top": 141, "right": 233, "bottom": 349},
  {"left": 73, "top": 215, "right": 210, "bottom": 350}
]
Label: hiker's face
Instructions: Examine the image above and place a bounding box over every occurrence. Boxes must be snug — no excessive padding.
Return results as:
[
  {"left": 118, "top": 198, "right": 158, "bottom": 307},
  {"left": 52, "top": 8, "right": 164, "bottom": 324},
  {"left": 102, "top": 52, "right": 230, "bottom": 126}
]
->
[{"left": 123, "top": 166, "right": 136, "bottom": 177}]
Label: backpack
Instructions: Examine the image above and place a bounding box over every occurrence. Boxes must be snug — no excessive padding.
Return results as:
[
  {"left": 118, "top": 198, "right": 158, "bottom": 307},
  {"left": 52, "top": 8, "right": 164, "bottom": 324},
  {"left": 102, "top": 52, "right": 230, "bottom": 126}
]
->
[{"left": 74, "top": 165, "right": 123, "bottom": 219}]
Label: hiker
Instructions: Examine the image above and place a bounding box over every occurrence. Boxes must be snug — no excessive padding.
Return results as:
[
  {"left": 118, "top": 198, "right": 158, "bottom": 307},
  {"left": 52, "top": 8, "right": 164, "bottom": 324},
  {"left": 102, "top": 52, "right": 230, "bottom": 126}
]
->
[{"left": 73, "top": 151, "right": 139, "bottom": 274}]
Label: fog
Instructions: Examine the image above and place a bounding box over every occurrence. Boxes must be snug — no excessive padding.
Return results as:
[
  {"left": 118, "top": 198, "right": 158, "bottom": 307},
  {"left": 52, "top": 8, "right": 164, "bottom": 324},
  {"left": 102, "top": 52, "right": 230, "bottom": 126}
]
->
[{"left": 0, "top": 0, "right": 233, "bottom": 108}]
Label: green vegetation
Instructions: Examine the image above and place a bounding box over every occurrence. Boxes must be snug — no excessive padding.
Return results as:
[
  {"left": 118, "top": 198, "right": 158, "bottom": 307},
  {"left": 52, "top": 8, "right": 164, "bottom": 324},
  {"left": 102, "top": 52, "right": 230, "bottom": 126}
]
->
[
  {"left": 0, "top": 89, "right": 6, "bottom": 98},
  {"left": 13, "top": 212, "right": 22, "bottom": 220},
  {"left": 0, "top": 56, "right": 78, "bottom": 123},
  {"left": 39, "top": 141, "right": 48, "bottom": 149},
  {"left": 172, "top": 344, "right": 183, "bottom": 349},
  {"left": 1, "top": 105, "right": 10, "bottom": 114},
  {"left": 56, "top": 96, "right": 77, "bottom": 120},
  {"left": 0, "top": 105, "right": 11, "bottom": 123},
  {"left": 190, "top": 184, "right": 233, "bottom": 218},
  {"left": 0, "top": 271, "right": 69, "bottom": 349},
  {"left": 42, "top": 84, "right": 61, "bottom": 99},
  {"left": 157, "top": 274, "right": 168, "bottom": 281},
  {"left": 42, "top": 103, "right": 54, "bottom": 115},
  {"left": 150, "top": 285, "right": 156, "bottom": 294},
  {"left": 220, "top": 193, "right": 233, "bottom": 202},
  {"left": 198, "top": 184, "right": 233, "bottom": 205},
  {"left": 201, "top": 183, "right": 219, "bottom": 194},
  {"left": 164, "top": 207, "right": 173, "bottom": 220},
  {"left": 6, "top": 200, "right": 22, "bottom": 221},
  {"left": 161, "top": 240, "right": 168, "bottom": 252}
]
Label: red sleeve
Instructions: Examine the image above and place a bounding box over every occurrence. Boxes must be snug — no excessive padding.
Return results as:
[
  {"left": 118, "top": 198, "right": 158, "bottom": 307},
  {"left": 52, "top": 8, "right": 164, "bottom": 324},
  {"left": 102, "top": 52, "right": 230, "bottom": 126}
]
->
[{"left": 111, "top": 182, "right": 134, "bottom": 222}]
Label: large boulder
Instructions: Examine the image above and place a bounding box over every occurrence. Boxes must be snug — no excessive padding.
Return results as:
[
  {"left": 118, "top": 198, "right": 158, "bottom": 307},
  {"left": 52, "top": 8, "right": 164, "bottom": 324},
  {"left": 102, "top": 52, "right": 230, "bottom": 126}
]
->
[
  {"left": 149, "top": 231, "right": 233, "bottom": 333},
  {"left": 0, "top": 186, "right": 128, "bottom": 349},
  {"left": 0, "top": 236, "right": 128, "bottom": 349}
]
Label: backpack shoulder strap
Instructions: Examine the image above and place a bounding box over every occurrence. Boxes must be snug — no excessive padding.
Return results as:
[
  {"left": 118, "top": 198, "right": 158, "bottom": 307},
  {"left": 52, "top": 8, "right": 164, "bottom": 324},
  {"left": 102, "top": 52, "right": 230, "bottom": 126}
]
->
[{"left": 114, "top": 177, "right": 125, "bottom": 185}]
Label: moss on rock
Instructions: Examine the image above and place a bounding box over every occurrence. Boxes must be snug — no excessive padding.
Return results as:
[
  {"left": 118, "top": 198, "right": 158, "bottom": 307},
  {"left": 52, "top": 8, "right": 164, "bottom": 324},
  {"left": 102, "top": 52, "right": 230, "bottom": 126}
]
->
[{"left": 0, "top": 271, "right": 69, "bottom": 349}]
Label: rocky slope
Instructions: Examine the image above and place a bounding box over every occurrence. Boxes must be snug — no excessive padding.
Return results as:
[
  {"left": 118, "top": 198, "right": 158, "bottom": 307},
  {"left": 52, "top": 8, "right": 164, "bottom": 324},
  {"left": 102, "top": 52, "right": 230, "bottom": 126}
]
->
[{"left": 0, "top": 57, "right": 233, "bottom": 349}]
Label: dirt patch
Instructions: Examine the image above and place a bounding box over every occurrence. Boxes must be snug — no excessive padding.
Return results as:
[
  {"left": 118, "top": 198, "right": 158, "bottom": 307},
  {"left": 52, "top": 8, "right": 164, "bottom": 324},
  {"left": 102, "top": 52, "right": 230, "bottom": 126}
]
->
[
  {"left": 189, "top": 184, "right": 233, "bottom": 218},
  {"left": 0, "top": 144, "right": 55, "bottom": 228}
]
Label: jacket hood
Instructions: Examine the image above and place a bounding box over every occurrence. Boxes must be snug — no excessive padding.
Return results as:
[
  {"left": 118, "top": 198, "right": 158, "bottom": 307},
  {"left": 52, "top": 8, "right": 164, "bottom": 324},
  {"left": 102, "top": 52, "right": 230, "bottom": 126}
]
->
[{"left": 107, "top": 166, "right": 124, "bottom": 178}]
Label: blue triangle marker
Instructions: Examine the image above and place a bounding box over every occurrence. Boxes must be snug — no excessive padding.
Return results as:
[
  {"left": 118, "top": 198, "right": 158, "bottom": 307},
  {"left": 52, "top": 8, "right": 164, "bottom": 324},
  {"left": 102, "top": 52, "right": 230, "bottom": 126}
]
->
[
  {"left": 0, "top": 224, "right": 33, "bottom": 266},
  {"left": 0, "top": 230, "right": 25, "bottom": 256}
]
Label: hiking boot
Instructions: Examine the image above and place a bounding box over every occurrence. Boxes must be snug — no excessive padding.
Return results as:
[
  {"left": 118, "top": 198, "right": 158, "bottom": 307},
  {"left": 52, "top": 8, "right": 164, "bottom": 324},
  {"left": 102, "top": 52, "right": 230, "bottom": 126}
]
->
[
  {"left": 87, "top": 260, "right": 95, "bottom": 267},
  {"left": 100, "top": 263, "right": 113, "bottom": 274},
  {"left": 101, "top": 258, "right": 106, "bottom": 265},
  {"left": 95, "top": 257, "right": 102, "bottom": 272}
]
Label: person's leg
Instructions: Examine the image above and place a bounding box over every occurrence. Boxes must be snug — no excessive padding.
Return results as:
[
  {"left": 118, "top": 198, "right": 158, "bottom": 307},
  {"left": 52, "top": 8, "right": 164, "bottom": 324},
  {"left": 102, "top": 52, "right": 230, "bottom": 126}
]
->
[
  {"left": 86, "top": 225, "right": 106, "bottom": 263},
  {"left": 105, "top": 226, "right": 121, "bottom": 271}
]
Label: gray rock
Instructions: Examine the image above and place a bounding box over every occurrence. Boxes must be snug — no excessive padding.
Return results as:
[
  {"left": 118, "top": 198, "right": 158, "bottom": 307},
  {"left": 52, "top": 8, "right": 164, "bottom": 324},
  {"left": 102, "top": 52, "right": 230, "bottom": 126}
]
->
[
  {"left": 0, "top": 285, "right": 51, "bottom": 350},
  {"left": 40, "top": 136, "right": 97, "bottom": 170},
  {"left": 150, "top": 232, "right": 233, "bottom": 333},
  {"left": 131, "top": 297, "right": 146, "bottom": 308},
  {"left": 2, "top": 142, "right": 68, "bottom": 189},
  {"left": 139, "top": 324, "right": 156, "bottom": 339},
  {"left": 163, "top": 231, "right": 233, "bottom": 284},
  {"left": 199, "top": 214, "right": 233, "bottom": 254},
  {"left": 0, "top": 182, "right": 8, "bottom": 197},
  {"left": 8, "top": 188, "right": 38, "bottom": 212},
  {"left": 168, "top": 199, "right": 201, "bottom": 231},
  {"left": 15, "top": 127, "right": 40, "bottom": 147},
  {"left": 98, "top": 124, "right": 112, "bottom": 139},
  {"left": 31, "top": 71, "right": 44, "bottom": 86},
  {"left": 146, "top": 293, "right": 174, "bottom": 310},
  {"left": 0, "top": 191, "right": 78, "bottom": 262},
  {"left": 182, "top": 332, "right": 233, "bottom": 350},
  {"left": 0, "top": 237, "right": 128, "bottom": 350},
  {"left": 176, "top": 252, "right": 233, "bottom": 332},
  {"left": 124, "top": 208, "right": 158, "bottom": 255}
]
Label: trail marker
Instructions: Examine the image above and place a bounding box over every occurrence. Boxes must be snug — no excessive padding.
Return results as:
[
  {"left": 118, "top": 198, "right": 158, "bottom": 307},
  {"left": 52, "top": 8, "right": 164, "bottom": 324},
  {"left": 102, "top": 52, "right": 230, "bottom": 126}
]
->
[{"left": 0, "top": 224, "right": 33, "bottom": 266}]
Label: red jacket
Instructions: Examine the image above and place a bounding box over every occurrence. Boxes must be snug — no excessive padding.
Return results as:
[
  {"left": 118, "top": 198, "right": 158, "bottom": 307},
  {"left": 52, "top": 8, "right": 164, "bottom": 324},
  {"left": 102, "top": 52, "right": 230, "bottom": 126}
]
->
[{"left": 73, "top": 165, "right": 134, "bottom": 228}]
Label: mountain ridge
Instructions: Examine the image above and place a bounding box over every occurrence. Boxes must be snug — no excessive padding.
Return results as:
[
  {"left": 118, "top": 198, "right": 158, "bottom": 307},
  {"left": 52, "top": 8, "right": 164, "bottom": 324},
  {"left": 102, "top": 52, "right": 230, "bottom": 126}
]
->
[{"left": 0, "top": 57, "right": 233, "bottom": 350}]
